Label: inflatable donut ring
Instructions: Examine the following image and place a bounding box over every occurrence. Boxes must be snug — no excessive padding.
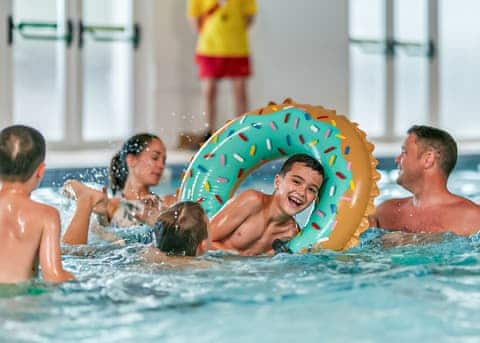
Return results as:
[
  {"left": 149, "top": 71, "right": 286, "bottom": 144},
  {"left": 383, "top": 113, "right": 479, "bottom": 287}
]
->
[{"left": 179, "top": 99, "right": 380, "bottom": 252}]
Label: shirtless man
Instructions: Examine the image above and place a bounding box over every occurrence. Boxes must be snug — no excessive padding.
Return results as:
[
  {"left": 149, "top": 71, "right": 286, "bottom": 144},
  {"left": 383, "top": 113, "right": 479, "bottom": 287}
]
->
[
  {"left": 0, "top": 125, "right": 74, "bottom": 283},
  {"left": 209, "top": 154, "right": 324, "bottom": 255},
  {"left": 369, "top": 125, "right": 480, "bottom": 235}
]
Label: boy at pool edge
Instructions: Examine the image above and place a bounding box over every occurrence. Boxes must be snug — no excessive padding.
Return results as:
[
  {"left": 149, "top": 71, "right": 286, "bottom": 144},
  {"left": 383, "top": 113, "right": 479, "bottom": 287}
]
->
[
  {"left": 0, "top": 125, "right": 74, "bottom": 284},
  {"left": 209, "top": 154, "right": 324, "bottom": 256}
]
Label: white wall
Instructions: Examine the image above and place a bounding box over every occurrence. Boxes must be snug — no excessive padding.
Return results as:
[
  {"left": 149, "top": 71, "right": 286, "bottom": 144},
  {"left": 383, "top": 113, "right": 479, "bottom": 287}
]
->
[
  {"left": 134, "top": 0, "right": 349, "bottom": 149},
  {"left": 0, "top": 1, "right": 13, "bottom": 127}
]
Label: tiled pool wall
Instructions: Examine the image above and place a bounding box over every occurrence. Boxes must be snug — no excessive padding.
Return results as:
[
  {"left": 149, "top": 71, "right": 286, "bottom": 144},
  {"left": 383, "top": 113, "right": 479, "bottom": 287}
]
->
[{"left": 40, "top": 154, "right": 480, "bottom": 188}]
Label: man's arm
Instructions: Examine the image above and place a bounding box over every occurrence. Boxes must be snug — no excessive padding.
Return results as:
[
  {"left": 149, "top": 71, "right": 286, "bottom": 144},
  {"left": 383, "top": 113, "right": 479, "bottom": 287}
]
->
[
  {"left": 209, "top": 189, "right": 263, "bottom": 243},
  {"left": 39, "top": 207, "right": 74, "bottom": 282},
  {"left": 368, "top": 199, "right": 397, "bottom": 229}
]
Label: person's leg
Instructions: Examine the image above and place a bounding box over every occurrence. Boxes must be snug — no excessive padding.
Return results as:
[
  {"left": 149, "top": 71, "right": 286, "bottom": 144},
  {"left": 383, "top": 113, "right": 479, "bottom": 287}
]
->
[
  {"left": 231, "top": 77, "right": 248, "bottom": 116},
  {"left": 62, "top": 180, "right": 108, "bottom": 245},
  {"left": 201, "top": 78, "right": 218, "bottom": 133}
]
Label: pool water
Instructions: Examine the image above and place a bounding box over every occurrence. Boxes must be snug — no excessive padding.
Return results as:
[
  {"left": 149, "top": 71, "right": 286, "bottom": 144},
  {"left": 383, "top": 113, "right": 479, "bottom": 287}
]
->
[{"left": 2, "top": 167, "right": 480, "bottom": 342}]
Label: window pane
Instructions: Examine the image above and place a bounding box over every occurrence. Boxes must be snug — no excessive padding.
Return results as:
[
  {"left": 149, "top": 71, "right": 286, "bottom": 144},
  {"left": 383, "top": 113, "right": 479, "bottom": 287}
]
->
[
  {"left": 349, "top": 0, "right": 385, "bottom": 136},
  {"left": 439, "top": 0, "right": 480, "bottom": 138},
  {"left": 393, "top": 0, "right": 428, "bottom": 136},
  {"left": 13, "top": 0, "right": 63, "bottom": 141},
  {"left": 82, "top": 0, "right": 132, "bottom": 141}
]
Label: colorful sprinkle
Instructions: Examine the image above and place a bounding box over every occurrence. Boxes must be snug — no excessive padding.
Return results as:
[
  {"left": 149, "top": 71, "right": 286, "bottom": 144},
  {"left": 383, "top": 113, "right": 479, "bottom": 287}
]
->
[
  {"left": 286, "top": 135, "right": 292, "bottom": 146},
  {"left": 203, "top": 181, "right": 210, "bottom": 192},
  {"left": 346, "top": 161, "right": 352, "bottom": 171},
  {"left": 233, "top": 153, "right": 244, "bottom": 163},
  {"left": 196, "top": 197, "right": 204, "bottom": 203},
  {"left": 298, "top": 135, "right": 305, "bottom": 144},
  {"left": 278, "top": 148, "right": 287, "bottom": 156},
  {"left": 350, "top": 180, "right": 355, "bottom": 191},
  {"left": 316, "top": 210, "right": 325, "bottom": 218},
  {"left": 312, "top": 222, "right": 321, "bottom": 230},
  {"left": 330, "top": 204, "right": 337, "bottom": 214},
  {"left": 249, "top": 145, "right": 256, "bottom": 156},
  {"left": 238, "top": 133, "right": 248, "bottom": 141},
  {"left": 335, "top": 172, "right": 346, "bottom": 180},
  {"left": 331, "top": 220, "right": 338, "bottom": 231},
  {"left": 197, "top": 165, "right": 207, "bottom": 173},
  {"left": 324, "top": 129, "right": 332, "bottom": 138},
  {"left": 317, "top": 115, "right": 328, "bottom": 119},
  {"left": 329, "top": 155, "right": 337, "bottom": 166},
  {"left": 266, "top": 138, "right": 272, "bottom": 151},
  {"left": 304, "top": 113, "right": 312, "bottom": 120},
  {"left": 189, "top": 169, "right": 193, "bottom": 177},
  {"left": 215, "top": 194, "right": 223, "bottom": 204},
  {"left": 308, "top": 139, "right": 318, "bottom": 147},
  {"left": 323, "top": 146, "right": 335, "bottom": 154},
  {"left": 341, "top": 196, "right": 352, "bottom": 201},
  {"left": 331, "top": 120, "right": 337, "bottom": 127},
  {"left": 237, "top": 168, "right": 244, "bottom": 178},
  {"left": 220, "top": 154, "right": 226, "bottom": 166},
  {"left": 329, "top": 185, "right": 336, "bottom": 196},
  {"left": 344, "top": 146, "right": 351, "bottom": 155},
  {"left": 284, "top": 113, "right": 290, "bottom": 123},
  {"left": 227, "top": 129, "right": 235, "bottom": 137},
  {"left": 204, "top": 153, "right": 215, "bottom": 159},
  {"left": 336, "top": 134, "right": 346, "bottom": 140},
  {"left": 309, "top": 125, "right": 319, "bottom": 133},
  {"left": 216, "top": 177, "right": 229, "bottom": 183},
  {"left": 269, "top": 121, "right": 278, "bottom": 131},
  {"left": 252, "top": 123, "right": 262, "bottom": 129},
  {"left": 293, "top": 118, "right": 299, "bottom": 129}
]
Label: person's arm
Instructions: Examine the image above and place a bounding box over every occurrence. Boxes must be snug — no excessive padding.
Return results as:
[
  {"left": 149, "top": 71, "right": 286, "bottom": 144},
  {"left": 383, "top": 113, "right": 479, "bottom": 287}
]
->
[
  {"left": 209, "top": 189, "right": 263, "bottom": 243},
  {"left": 368, "top": 199, "right": 400, "bottom": 230},
  {"left": 40, "top": 207, "right": 74, "bottom": 282}
]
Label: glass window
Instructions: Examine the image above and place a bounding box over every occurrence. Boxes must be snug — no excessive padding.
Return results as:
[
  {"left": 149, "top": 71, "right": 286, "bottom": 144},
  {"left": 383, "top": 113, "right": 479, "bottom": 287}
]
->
[
  {"left": 349, "top": 0, "right": 386, "bottom": 137},
  {"left": 82, "top": 0, "right": 132, "bottom": 141},
  {"left": 439, "top": 0, "right": 480, "bottom": 138},
  {"left": 13, "top": 0, "right": 63, "bottom": 141},
  {"left": 393, "top": 0, "right": 428, "bottom": 136}
]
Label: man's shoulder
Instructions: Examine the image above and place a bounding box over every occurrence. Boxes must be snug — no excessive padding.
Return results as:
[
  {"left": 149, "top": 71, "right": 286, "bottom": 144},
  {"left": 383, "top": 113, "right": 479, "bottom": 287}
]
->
[{"left": 377, "top": 197, "right": 412, "bottom": 211}]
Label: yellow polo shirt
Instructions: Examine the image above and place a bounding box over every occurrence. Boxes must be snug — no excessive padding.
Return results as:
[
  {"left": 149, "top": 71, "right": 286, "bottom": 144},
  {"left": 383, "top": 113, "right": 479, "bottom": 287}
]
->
[{"left": 188, "top": 0, "right": 257, "bottom": 57}]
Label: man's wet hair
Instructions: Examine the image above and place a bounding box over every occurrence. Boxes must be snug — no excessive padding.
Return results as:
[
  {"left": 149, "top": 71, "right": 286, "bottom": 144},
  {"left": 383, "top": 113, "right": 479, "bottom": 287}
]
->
[
  {"left": 152, "top": 201, "right": 208, "bottom": 256},
  {"left": 278, "top": 153, "right": 324, "bottom": 178},
  {"left": 0, "top": 125, "right": 46, "bottom": 182},
  {"left": 407, "top": 125, "right": 457, "bottom": 177}
]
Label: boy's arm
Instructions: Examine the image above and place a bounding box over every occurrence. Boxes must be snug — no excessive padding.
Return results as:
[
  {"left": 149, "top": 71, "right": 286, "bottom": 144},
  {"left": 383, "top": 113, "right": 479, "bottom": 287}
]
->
[
  {"left": 40, "top": 207, "right": 74, "bottom": 283},
  {"left": 209, "top": 190, "right": 263, "bottom": 242}
]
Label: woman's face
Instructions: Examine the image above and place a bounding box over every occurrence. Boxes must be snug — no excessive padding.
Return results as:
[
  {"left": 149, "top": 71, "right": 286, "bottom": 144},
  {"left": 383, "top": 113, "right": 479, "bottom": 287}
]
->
[{"left": 127, "top": 138, "right": 166, "bottom": 187}]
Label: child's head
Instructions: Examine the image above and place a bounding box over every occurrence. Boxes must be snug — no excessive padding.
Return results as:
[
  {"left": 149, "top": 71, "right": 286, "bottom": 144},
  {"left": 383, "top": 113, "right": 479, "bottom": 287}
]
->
[
  {"left": 0, "top": 125, "right": 46, "bottom": 183},
  {"left": 109, "top": 133, "right": 166, "bottom": 194},
  {"left": 152, "top": 201, "right": 209, "bottom": 256},
  {"left": 274, "top": 154, "right": 324, "bottom": 216}
]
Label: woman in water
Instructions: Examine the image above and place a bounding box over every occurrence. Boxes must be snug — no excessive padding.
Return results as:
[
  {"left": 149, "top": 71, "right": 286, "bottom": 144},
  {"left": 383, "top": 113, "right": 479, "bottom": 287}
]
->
[{"left": 63, "top": 133, "right": 176, "bottom": 244}]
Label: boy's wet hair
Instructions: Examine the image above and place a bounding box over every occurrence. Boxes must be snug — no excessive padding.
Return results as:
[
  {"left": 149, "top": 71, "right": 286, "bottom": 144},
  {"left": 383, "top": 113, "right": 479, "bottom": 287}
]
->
[
  {"left": 407, "top": 125, "right": 457, "bottom": 177},
  {"left": 152, "top": 201, "right": 208, "bottom": 256},
  {"left": 0, "top": 125, "right": 46, "bottom": 182},
  {"left": 109, "top": 133, "right": 161, "bottom": 194},
  {"left": 278, "top": 153, "right": 324, "bottom": 178}
]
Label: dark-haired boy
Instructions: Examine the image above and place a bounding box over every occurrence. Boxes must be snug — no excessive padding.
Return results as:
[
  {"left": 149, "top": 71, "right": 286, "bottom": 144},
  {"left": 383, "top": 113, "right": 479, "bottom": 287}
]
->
[
  {"left": 210, "top": 154, "right": 324, "bottom": 255},
  {"left": 0, "top": 125, "right": 74, "bottom": 283}
]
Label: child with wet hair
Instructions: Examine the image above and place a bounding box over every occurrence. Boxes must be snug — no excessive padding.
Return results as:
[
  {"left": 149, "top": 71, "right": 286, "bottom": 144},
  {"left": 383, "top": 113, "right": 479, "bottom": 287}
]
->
[{"left": 145, "top": 201, "right": 209, "bottom": 258}]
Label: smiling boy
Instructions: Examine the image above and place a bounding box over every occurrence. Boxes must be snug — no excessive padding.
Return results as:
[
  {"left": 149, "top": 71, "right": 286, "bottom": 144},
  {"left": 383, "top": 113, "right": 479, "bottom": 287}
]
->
[{"left": 209, "top": 154, "right": 324, "bottom": 256}]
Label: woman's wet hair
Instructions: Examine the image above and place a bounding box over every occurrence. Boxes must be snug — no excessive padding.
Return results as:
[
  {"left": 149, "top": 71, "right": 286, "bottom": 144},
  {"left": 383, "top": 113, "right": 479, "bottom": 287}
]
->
[
  {"left": 109, "top": 133, "right": 161, "bottom": 194},
  {"left": 0, "top": 125, "right": 46, "bottom": 182},
  {"left": 152, "top": 201, "right": 208, "bottom": 256},
  {"left": 278, "top": 153, "right": 324, "bottom": 178},
  {"left": 407, "top": 125, "right": 457, "bottom": 177}
]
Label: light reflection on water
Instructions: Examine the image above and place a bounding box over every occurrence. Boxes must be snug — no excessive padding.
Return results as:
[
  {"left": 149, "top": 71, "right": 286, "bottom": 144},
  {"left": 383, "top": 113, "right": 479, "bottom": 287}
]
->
[{"left": 2, "top": 169, "right": 480, "bottom": 342}]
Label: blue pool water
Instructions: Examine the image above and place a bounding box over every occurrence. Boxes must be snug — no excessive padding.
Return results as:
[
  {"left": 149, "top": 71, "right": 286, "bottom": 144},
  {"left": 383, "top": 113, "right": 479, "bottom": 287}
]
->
[{"left": 2, "top": 164, "right": 480, "bottom": 342}]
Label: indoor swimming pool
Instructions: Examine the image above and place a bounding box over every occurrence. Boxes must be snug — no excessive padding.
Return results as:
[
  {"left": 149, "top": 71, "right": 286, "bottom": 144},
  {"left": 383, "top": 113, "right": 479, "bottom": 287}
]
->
[{"left": 1, "top": 161, "right": 480, "bottom": 342}]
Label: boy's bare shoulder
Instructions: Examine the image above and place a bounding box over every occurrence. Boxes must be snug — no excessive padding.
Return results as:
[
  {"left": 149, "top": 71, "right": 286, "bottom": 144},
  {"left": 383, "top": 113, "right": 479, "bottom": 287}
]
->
[
  {"left": 232, "top": 189, "right": 266, "bottom": 208},
  {"left": 29, "top": 200, "right": 60, "bottom": 220}
]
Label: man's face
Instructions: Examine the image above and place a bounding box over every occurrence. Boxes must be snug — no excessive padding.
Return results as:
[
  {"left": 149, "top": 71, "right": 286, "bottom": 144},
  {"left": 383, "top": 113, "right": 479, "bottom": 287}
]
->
[
  {"left": 274, "top": 162, "right": 323, "bottom": 216},
  {"left": 396, "top": 134, "right": 424, "bottom": 188}
]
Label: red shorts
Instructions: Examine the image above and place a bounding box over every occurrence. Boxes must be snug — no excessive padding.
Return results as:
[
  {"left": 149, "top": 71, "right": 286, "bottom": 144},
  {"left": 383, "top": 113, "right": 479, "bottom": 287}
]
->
[{"left": 195, "top": 55, "right": 251, "bottom": 79}]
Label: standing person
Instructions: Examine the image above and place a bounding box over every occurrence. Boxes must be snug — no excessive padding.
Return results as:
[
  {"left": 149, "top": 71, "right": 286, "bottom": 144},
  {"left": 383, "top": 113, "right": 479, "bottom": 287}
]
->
[
  {"left": 0, "top": 125, "right": 74, "bottom": 283},
  {"left": 62, "top": 133, "right": 175, "bottom": 245},
  {"left": 187, "top": 0, "right": 257, "bottom": 141},
  {"left": 369, "top": 125, "right": 480, "bottom": 235}
]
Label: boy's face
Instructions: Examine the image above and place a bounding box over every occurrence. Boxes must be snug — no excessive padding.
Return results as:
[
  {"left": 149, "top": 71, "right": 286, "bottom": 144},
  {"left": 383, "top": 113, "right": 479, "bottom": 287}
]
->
[{"left": 274, "top": 162, "right": 323, "bottom": 216}]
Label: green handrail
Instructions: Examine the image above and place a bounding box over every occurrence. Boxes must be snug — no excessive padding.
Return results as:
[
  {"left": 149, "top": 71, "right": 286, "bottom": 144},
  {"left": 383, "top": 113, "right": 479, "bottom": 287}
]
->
[
  {"left": 350, "top": 37, "right": 435, "bottom": 59},
  {"left": 8, "top": 17, "right": 73, "bottom": 46},
  {"left": 79, "top": 22, "right": 140, "bottom": 49}
]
